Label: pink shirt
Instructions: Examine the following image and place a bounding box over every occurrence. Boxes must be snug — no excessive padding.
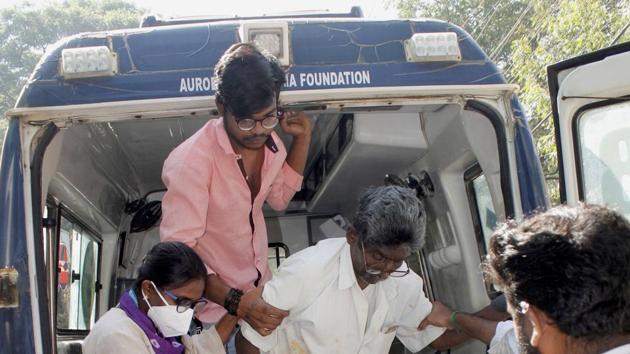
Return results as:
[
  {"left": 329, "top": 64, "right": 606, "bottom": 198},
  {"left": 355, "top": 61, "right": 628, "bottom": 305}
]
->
[{"left": 160, "top": 117, "right": 303, "bottom": 322}]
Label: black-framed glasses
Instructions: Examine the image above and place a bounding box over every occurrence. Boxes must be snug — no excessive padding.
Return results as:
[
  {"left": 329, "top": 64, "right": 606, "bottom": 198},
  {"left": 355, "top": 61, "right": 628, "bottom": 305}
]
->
[
  {"left": 164, "top": 289, "right": 209, "bottom": 313},
  {"left": 233, "top": 107, "right": 284, "bottom": 131},
  {"left": 360, "top": 239, "right": 410, "bottom": 278}
]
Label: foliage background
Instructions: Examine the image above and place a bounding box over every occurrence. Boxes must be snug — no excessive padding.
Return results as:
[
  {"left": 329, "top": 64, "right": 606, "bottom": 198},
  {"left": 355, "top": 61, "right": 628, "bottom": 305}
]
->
[
  {"left": 0, "top": 0, "right": 143, "bottom": 153},
  {"left": 390, "top": 0, "right": 630, "bottom": 203}
]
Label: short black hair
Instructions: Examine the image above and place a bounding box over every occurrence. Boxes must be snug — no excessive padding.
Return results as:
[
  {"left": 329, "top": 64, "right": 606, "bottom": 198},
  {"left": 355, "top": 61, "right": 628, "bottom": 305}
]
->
[
  {"left": 213, "top": 42, "right": 286, "bottom": 118},
  {"left": 352, "top": 185, "right": 426, "bottom": 250},
  {"left": 484, "top": 204, "right": 630, "bottom": 341},
  {"left": 135, "top": 241, "right": 207, "bottom": 291}
]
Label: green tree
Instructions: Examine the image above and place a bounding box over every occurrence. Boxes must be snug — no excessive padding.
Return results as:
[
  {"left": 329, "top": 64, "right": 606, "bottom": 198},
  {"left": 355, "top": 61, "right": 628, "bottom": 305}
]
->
[
  {"left": 389, "top": 0, "right": 630, "bottom": 203},
  {"left": 510, "top": 0, "right": 630, "bottom": 202},
  {"left": 0, "top": 0, "right": 143, "bottom": 153},
  {"left": 389, "top": 0, "right": 532, "bottom": 72}
]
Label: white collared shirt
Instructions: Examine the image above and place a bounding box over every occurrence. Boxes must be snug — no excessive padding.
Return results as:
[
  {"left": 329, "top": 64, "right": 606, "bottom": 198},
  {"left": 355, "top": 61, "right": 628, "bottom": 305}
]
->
[
  {"left": 83, "top": 308, "right": 225, "bottom": 354},
  {"left": 488, "top": 320, "right": 518, "bottom": 354},
  {"left": 241, "top": 238, "right": 445, "bottom": 353},
  {"left": 487, "top": 322, "right": 630, "bottom": 354},
  {"left": 603, "top": 344, "right": 630, "bottom": 354}
]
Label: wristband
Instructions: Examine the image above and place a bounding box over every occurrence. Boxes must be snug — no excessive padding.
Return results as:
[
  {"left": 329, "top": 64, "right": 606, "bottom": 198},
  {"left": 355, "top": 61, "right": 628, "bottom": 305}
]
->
[
  {"left": 450, "top": 311, "right": 462, "bottom": 333},
  {"left": 224, "top": 288, "right": 243, "bottom": 316}
]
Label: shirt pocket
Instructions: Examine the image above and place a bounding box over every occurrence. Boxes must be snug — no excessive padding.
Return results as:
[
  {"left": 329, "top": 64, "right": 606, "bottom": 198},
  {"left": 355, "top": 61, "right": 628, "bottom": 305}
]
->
[{"left": 381, "top": 323, "right": 399, "bottom": 335}]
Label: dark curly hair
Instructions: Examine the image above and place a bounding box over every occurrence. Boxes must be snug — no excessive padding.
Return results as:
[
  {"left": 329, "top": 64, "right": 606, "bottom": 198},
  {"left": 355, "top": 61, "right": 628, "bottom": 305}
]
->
[
  {"left": 484, "top": 204, "right": 630, "bottom": 342},
  {"left": 213, "top": 42, "right": 285, "bottom": 118}
]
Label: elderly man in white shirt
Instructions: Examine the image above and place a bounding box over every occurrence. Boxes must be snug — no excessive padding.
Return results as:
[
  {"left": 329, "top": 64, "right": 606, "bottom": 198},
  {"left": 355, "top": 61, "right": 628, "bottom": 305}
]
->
[{"left": 240, "top": 185, "right": 445, "bottom": 353}]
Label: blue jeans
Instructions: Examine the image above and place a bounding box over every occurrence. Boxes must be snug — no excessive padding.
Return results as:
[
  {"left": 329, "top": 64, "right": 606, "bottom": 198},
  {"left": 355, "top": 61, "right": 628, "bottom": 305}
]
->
[{"left": 225, "top": 326, "right": 238, "bottom": 354}]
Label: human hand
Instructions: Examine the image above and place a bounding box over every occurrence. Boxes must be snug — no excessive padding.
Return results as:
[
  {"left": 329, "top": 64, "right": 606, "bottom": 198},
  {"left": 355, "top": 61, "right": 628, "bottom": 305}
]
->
[
  {"left": 238, "top": 287, "right": 289, "bottom": 336},
  {"left": 279, "top": 111, "right": 312, "bottom": 139},
  {"left": 418, "top": 301, "right": 454, "bottom": 330}
]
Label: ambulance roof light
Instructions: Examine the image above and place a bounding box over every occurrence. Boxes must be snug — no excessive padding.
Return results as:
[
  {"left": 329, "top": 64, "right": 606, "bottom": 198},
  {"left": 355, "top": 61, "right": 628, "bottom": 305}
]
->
[
  {"left": 405, "top": 32, "right": 461, "bottom": 63},
  {"left": 60, "top": 46, "right": 118, "bottom": 79},
  {"left": 239, "top": 22, "right": 290, "bottom": 66}
]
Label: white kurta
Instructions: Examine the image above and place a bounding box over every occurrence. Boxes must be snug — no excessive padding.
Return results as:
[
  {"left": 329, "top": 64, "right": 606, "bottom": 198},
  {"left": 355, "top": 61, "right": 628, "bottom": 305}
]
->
[
  {"left": 83, "top": 307, "right": 225, "bottom": 354},
  {"left": 488, "top": 320, "right": 518, "bottom": 354},
  {"left": 241, "top": 238, "right": 445, "bottom": 353},
  {"left": 487, "top": 322, "right": 630, "bottom": 354},
  {"left": 602, "top": 344, "right": 630, "bottom": 354}
]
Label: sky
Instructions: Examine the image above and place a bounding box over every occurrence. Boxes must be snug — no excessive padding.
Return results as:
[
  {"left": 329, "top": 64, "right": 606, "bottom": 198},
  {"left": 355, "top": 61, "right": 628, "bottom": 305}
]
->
[{"left": 1, "top": 0, "right": 400, "bottom": 19}]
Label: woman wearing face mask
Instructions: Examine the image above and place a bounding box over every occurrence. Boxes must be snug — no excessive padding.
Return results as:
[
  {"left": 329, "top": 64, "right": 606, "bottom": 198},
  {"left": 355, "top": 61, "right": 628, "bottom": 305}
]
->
[{"left": 84, "top": 241, "right": 237, "bottom": 354}]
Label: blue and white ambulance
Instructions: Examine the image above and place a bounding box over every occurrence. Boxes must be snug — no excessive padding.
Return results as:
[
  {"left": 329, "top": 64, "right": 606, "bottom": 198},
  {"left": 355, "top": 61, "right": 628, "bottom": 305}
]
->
[{"left": 1, "top": 6, "right": 627, "bottom": 354}]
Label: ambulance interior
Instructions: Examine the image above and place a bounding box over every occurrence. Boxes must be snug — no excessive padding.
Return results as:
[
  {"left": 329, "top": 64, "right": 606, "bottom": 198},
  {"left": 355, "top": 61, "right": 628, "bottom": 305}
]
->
[{"left": 38, "top": 97, "right": 510, "bottom": 354}]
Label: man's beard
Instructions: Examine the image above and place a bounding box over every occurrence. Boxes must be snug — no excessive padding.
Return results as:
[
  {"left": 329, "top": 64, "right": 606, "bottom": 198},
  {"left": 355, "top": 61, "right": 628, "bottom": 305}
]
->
[
  {"left": 361, "top": 271, "right": 383, "bottom": 284},
  {"left": 514, "top": 312, "right": 542, "bottom": 354}
]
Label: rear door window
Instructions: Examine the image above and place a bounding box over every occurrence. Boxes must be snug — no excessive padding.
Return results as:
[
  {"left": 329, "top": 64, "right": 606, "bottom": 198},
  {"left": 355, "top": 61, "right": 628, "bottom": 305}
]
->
[
  {"left": 466, "top": 165, "right": 498, "bottom": 256},
  {"left": 576, "top": 101, "right": 630, "bottom": 218},
  {"left": 56, "top": 213, "right": 100, "bottom": 331}
]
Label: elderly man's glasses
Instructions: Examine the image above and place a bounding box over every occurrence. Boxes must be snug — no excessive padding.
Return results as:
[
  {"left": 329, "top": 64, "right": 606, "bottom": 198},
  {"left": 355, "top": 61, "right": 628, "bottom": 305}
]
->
[
  {"left": 359, "top": 239, "right": 410, "bottom": 278},
  {"left": 163, "top": 289, "right": 208, "bottom": 313},
  {"left": 232, "top": 107, "right": 284, "bottom": 131}
]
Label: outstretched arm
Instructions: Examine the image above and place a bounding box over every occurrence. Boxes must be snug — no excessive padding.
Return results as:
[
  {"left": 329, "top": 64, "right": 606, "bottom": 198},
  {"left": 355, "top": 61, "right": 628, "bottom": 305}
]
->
[{"left": 420, "top": 301, "right": 503, "bottom": 351}]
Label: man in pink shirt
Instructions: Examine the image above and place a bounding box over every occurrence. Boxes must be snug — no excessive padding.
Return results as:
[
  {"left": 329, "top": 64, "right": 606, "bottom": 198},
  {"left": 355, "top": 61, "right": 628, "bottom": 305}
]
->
[{"left": 160, "top": 43, "right": 311, "bottom": 344}]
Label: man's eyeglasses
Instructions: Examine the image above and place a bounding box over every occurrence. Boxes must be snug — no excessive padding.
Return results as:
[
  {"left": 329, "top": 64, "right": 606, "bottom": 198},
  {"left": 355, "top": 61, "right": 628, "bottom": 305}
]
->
[
  {"left": 233, "top": 107, "right": 284, "bottom": 131},
  {"left": 163, "top": 290, "right": 209, "bottom": 313},
  {"left": 360, "top": 239, "right": 410, "bottom": 278}
]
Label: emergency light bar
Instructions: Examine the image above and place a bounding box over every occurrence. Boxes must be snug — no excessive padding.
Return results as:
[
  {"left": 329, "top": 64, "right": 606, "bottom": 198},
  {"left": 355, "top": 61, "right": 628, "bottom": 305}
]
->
[
  {"left": 405, "top": 32, "right": 461, "bottom": 62},
  {"left": 252, "top": 32, "right": 282, "bottom": 57},
  {"left": 240, "top": 22, "right": 290, "bottom": 66},
  {"left": 60, "top": 46, "right": 118, "bottom": 79}
]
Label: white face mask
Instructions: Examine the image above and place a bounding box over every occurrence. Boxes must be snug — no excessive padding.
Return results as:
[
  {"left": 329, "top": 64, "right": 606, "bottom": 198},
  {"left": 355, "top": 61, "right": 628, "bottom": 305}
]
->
[{"left": 142, "top": 281, "right": 194, "bottom": 338}]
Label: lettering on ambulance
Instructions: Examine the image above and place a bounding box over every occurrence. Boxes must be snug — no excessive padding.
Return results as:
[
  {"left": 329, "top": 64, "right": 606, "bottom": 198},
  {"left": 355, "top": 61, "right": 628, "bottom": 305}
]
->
[
  {"left": 178, "top": 70, "right": 371, "bottom": 93},
  {"left": 284, "top": 70, "right": 371, "bottom": 88},
  {"left": 179, "top": 77, "right": 212, "bottom": 93}
]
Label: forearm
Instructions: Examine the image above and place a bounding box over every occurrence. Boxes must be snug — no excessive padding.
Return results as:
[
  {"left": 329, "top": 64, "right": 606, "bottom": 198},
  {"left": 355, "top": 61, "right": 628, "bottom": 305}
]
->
[
  {"left": 431, "top": 329, "right": 474, "bottom": 351},
  {"left": 205, "top": 274, "right": 231, "bottom": 308},
  {"left": 475, "top": 302, "right": 510, "bottom": 321},
  {"left": 454, "top": 312, "right": 497, "bottom": 345},
  {"left": 214, "top": 314, "right": 239, "bottom": 344},
  {"left": 431, "top": 305, "right": 509, "bottom": 350},
  {"left": 236, "top": 331, "right": 261, "bottom": 354},
  {"left": 285, "top": 135, "right": 310, "bottom": 175}
]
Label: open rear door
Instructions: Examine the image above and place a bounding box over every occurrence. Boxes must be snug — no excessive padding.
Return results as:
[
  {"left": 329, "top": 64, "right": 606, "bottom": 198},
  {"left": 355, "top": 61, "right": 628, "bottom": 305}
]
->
[{"left": 548, "top": 42, "right": 630, "bottom": 218}]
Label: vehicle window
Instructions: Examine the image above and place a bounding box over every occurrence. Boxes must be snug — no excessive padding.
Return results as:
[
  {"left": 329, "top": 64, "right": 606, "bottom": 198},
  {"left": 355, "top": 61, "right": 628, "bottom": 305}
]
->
[
  {"left": 42, "top": 205, "right": 51, "bottom": 267},
  {"left": 472, "top": 174, "right": 497, "bottom": 250},
  {"left": 577, "top": 101, "right": 630, "bottom": 219},
  {"left": 56, "top": 214, "right": 100, "bottom": 331},
  {"left": 466, "top": 166, "right": 499, "bottom": 295},
  {"left": 466, "top": 165, "right": 498, "bottom": 257}
]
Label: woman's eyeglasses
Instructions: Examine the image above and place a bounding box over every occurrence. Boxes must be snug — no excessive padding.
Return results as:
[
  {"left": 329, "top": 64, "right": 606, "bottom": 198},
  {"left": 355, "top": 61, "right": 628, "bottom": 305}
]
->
[{"left": 163, "top": 290, "right": 209, "bottom": 313}]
